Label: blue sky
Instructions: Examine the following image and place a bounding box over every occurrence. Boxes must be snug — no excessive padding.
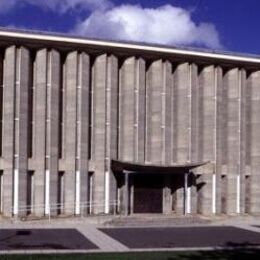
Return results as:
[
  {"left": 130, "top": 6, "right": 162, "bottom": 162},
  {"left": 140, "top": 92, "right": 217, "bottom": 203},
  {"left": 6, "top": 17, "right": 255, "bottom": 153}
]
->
[{"left": 0, "top": 0, "right": 259, "bottom": 54}]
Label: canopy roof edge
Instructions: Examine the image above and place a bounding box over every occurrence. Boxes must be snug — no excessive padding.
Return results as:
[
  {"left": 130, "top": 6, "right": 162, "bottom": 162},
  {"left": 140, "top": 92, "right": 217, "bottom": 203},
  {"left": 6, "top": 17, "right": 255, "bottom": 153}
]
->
[{"left": 111, "top": 159, "right": 210, "bottom": 174}]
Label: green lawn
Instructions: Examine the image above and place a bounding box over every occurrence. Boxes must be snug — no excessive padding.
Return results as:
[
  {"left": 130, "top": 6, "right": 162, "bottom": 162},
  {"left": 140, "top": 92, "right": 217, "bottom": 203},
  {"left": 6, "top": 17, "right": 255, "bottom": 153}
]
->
[{"left": 1, "top": 250, "right": 260, "bottom": 260}]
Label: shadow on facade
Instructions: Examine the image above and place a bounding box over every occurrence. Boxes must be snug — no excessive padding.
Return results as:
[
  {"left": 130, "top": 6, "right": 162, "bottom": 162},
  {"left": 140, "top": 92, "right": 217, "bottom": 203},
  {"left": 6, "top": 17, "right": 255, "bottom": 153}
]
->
[{"left": 112, "top": 160, "right": 208, "bottom": 215}]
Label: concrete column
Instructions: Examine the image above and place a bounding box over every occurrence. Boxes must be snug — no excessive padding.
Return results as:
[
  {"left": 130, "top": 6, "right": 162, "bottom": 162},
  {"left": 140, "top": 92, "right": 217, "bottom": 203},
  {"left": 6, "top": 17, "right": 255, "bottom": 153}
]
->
[
  {"left": 173, "top": 63, "right": 190, "bottom": 163},
  {"left": 78, "top": 52, "right": 90, "bottom": 216},
  {"left": 215, "top": 66, "right": 223, "bottom": 214},
  {"left": 135, "top": 58, "right": 146, "bottom": 163},
  {"left": 248, "top": 70, "right": 260, "bottom": 213},
  {"left": 220, "top": 67, "right": 228, "bottom": 214},
  {"left": 2, "top": 46, "right": 30, "bottom": 217},
  {"left": 199, "top": 65, "right": 216, "bottom": 161},
  {"left": 118, "top": 57, "right": 145, "bottom": 212},
  {"left": 198, "top": 165, "right": 214, "bottom": 215},
  {"left": 244, "top": 68, "right": 251, "bottom": 214},
  {"left": 224, "top": 68, "right": 240, "bottom": 215},
  {"left": 145, "top": 59, "right": 163, "bottom": 164},
  {"left": 189, "top": 64, "right": 199, "bottom": 214},
  {"left": 119, "top": 57, "right": 146, "bottom": 163},
  {"left": 34, "top": 49, "right": 47, "bottom": 216},
  {"left": 47, "top": 50, "right": 60, "bottom": 216},
  {"left": 0, "top": 53, "right": 3, "bottom": 158},
  {"left": 119, "top": 57, "right": 135, "bottom": 162},
  {"left": 161, "top": 61, "right": 173, "bottom": 214},
  {"left": 123, "top": 171, "right": 130, "bottom": 216},
  {"left": 189, "top": 64, "right": 199, "bottom": 163},
  {"left": 175, "top": 174, "right": 184, "bottom": 214},
  {"left": 173, "top": 63, "right": 190, "bottom": 214},
  {"left": 64, "top": 51, "right": 77, "bottom": 215},
  {"left": 15, "top": 47, "right": 30, "bottom": 217},
  {"left": 190, "top": 173, "right": 198, "bottom": 214},
  {"left": 92, "top": 54, "right": 107, "bottom": 214},
  {"left": 2, "top": 46, "right": 16, "bottom": 216},
  {"left": 198, "top": 65, "right": 217, "bottom": 214},
  {"left": 105, "top": 55, "right": 118, "bottom": 213},
  {"left": 184, "top": 172, "right": 188, "bottom": 215},
  {"left": 163, "top": 61, "right": 172, "bottom": 165},
  {"left": 163, "top": 175, "right": 172, "bottom": 214},
  {"left": 239, "top": 69, "right": 247, "bottom": 214}
]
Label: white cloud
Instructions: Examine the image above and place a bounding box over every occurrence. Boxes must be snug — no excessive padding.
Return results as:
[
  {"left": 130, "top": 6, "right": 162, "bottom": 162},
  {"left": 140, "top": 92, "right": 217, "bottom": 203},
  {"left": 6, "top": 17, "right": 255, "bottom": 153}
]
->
[
  {"left": 0, "top": 0, "right": 222, "bottom": 49},
  {"left": 74, "top": 4, "right": 222, "bottom": 49},
  {"left": 27, "top": 0, "right": 112, "bottom": 12},
  {"left": 0, "top": 0, "right": 112, "bottom": 13}
]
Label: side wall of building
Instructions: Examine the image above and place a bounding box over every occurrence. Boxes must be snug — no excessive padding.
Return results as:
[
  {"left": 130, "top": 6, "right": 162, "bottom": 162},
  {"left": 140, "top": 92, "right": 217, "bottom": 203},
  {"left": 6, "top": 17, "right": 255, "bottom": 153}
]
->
[{"left": 0, "top": 44, "right": 259, "bottom": 217}]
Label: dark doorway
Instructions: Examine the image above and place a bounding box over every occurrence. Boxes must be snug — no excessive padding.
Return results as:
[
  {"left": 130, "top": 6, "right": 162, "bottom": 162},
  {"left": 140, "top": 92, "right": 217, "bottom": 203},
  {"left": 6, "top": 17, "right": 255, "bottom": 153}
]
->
[
  {"left": 133, "top": 174, "right": 163, "bottom": 213},
  {"left": 26, "top": 171, "right": 34, "bottom": 215},
  {"left": 221, "top": 175, "right": 227, "bottom": 214}
]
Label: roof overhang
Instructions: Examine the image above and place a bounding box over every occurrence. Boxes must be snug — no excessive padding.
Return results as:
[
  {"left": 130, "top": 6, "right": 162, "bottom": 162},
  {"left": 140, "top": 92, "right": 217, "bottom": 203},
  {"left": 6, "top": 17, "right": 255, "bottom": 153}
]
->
[
  {"left": 111, "top": 160, "right": 209, "bottom": 174},
  {"left": 0, "top": 28, "right": 260, "bottom": 68}
]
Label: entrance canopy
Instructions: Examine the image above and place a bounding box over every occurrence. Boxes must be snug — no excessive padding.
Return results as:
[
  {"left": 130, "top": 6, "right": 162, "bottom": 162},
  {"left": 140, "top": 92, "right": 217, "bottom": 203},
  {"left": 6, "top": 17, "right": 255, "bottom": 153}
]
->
[{"left": 111, "top": 159, "right": 209, "bottom": 174}]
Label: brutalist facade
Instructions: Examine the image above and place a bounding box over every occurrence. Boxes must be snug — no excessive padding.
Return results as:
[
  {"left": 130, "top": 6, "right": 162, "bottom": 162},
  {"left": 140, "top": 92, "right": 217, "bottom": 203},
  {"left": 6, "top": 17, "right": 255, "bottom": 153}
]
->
[{"left": 0, "top": 28, "right": 259, "bottom": 218}]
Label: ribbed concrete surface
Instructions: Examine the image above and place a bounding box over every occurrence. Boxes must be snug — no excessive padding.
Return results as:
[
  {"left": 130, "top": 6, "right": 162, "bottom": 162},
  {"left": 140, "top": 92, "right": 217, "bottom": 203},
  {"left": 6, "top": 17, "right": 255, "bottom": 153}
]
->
[{"left": 0, "top": 34, "right": 260, "bottom": 219}]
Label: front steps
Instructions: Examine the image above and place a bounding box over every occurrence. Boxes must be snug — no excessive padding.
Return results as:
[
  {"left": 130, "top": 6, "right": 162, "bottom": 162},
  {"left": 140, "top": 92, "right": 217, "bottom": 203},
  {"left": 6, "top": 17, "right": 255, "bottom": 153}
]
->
[{"left": 103, "top": 214, "right": 211, "bottom": 227}]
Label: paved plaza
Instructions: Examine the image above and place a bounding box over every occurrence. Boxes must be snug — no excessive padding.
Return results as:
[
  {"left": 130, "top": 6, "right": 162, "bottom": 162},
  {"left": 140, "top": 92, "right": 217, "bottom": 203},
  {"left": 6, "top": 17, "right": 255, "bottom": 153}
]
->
[
  {"left": 0, "top": 216, "right": 260, "bottom": 254},
  {"left": 0, "top": 229, "right": 97, "bottom": 250},
  {"left": 99, "top": 226, "right": 260, "bottom": 249}
]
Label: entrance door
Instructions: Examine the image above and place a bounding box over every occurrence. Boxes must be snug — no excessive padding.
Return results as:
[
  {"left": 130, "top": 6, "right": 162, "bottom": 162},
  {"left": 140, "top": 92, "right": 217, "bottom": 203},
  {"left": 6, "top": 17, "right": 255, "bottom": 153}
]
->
[{"left": 133, "top": 174, "right": 163, "bottom": 213}]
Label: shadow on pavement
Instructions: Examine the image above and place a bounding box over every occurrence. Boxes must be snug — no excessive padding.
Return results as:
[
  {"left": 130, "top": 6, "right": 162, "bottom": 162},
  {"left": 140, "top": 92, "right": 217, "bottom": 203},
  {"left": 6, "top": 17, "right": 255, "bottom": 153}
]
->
[
  {"left": 0, "top": 229, "right": 98, "bottom": 250},
  {"left": 170, "top": 248, "right": 260, "bottom": 260}
]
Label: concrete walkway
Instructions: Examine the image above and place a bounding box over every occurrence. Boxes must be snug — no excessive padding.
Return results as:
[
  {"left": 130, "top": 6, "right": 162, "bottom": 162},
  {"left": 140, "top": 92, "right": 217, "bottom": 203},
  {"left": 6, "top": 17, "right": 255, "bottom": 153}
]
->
[
  {"left": 79, "top": 225, "right": 128, "bottom": 252},
  {"left": 0, "top": 216, "right": 260, "bottom": 254}
]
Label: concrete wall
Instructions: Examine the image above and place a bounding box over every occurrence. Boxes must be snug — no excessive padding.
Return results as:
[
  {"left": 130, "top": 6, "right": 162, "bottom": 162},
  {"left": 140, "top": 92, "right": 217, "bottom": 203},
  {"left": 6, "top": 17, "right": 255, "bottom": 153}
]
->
[{"left": 0, "top": 44, "right": 260, "bottom": 217}]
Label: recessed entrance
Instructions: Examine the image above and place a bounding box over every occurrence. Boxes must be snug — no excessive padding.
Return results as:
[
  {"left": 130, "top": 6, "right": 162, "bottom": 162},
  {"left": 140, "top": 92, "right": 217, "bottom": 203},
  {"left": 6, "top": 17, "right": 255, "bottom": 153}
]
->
[
  {"left": 112, "top": 159, "right": 209, "bottom": 215},
  {"left": 133, "top": 174, "right": 163, "bottom": 213}
]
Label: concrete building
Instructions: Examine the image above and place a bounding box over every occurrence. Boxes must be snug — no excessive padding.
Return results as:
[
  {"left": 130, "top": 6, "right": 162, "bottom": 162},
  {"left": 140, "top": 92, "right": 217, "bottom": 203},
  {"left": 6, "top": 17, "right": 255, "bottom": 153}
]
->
[{"left": 0, "top": 28, "right": 260, "bottom": 218}]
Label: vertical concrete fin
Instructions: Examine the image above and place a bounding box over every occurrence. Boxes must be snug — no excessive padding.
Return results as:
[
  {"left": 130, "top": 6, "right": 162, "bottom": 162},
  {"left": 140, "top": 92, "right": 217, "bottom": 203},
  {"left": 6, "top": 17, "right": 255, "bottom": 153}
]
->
[
  {"left": 163, "top": 60, "right": 172, "bottom": 165},
  {"left": 239, "top": 69, "right": 247, "bottom": 214},
  {"left": 199, "top": 65, "right": 216, "bottom": 161},
  {"left": 0, "top": 52, "right": 3, "bottom": 158},
  {"left": 136, "top": 58, "right": 146, "bottom": 163},
  {"left": 190, "top": 63, "right": 199, "bottom": 163},
  {"left": 64, "top": 51, "right": 77, "bottom": 214},
  {"left": 172, "top": 62, "right": 190, "bottom": 214},
  {"left": 197, "top": 65, "right": 216, "bottom": 214},
  {"left": 34, "top": 48, "right": 47, "bottom": 216},
  {"left": 248, "top": 70, "right": 260, "bottom": 213},
  {"left": 225, "top": 67, "right": 240, "bottom": 214},
  {"left": 118, "top": 57, "right": 135, "bottom": 161},
  {"left": 243, "top": 69, "right": 251, "bottom": 214},
  {"left": 189, "top": 63, "right": 199, "bottom": 213},
  {"left": 215, "top": 66, "right": 223, "bottom": 214},
  {"left": 92, "top": 54, "right": 107, "bottom": 213},
  {"left": 145, "top": 59, "right": 163, "bottom": 164},
  {"left": 78, "top": 52, "right": 90, "bottom": 215},
  {"left": 106, "top": 55, "right": 118, "bottom": 212},
  {"left": 162, "top": 61, "right": 173, "bottom": 214},
  {"left": 48, "top": 49, "right": 60, "bottom": 215},
  {"left": 2, "top": 46, "right": 16, "bottom": 216},
  {"left": 173, "top": 62, "right": 190, "bottom": 164},
  {"left": 16, "top": 47, "right": 30, "bottom": 213}
]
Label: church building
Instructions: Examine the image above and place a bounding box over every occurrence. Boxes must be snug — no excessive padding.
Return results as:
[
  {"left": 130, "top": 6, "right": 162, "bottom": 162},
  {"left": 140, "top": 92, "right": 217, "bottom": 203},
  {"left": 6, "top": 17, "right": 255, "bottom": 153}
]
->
[{"left": 0, "top": 28, "right": 259, "bottom": 218}]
